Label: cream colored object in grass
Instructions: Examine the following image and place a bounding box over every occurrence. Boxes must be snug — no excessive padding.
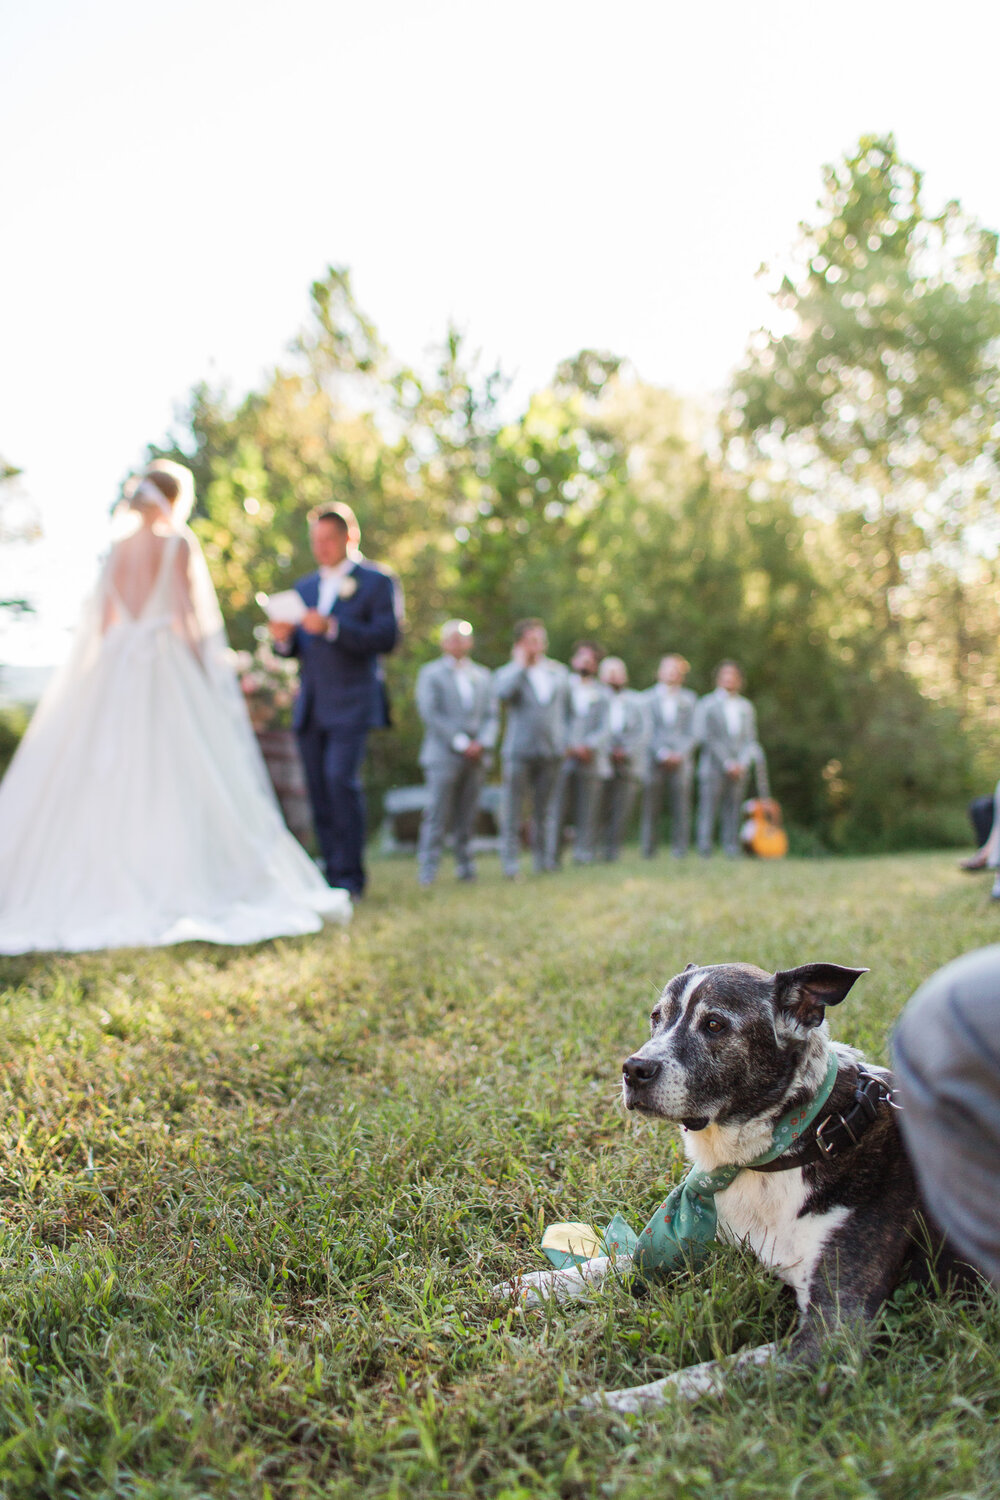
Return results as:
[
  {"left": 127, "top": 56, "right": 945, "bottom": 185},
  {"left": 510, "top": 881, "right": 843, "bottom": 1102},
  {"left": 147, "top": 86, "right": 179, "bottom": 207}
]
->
[{"left": 540, "top": 1222, "right": 605, "bottom": 1262}]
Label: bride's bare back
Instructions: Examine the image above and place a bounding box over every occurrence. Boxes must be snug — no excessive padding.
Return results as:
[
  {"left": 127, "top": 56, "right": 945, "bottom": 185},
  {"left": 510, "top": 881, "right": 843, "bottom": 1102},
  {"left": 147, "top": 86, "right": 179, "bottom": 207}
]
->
[{"left": 103, "top": 527, "right": 193, "bottom": 631}]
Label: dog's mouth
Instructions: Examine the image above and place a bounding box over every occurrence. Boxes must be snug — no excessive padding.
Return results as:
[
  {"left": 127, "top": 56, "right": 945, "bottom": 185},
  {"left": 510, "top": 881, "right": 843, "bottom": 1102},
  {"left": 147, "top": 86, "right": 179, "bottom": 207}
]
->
[
  {"left": 623, "top": 1084, "right": 709, "bottom": 1132},
  {"left": 622, "top": 1080, "right": 659, "bottom": 1115}
]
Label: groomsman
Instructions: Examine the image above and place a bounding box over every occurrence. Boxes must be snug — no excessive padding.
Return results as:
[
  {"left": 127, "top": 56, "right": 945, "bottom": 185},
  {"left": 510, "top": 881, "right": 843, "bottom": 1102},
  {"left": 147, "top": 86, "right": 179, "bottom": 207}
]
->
[
  {"left": 545, "top": 641, "right": 608, "bottom": 867},
  {"left": 694, "top": 660, "right": 769, "bottom": 857},
  {"left": 640, "top": 653, "right": 697, "bottom": 859},
  {"left": 493, "top": 619, "right": 569, "bottom": 877},
  {"left": 594, "top": 657, "right": 648, "bottom": 862},
  {"left": 415, "top": 620, "right": 498, "bottom": 886}
]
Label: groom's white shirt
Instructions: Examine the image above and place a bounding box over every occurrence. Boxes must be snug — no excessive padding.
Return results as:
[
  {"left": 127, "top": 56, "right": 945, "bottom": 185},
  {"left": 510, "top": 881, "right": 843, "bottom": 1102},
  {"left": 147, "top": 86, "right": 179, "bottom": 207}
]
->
[{"left": 317, "top": 558, "right": 355, "bottom": 614}]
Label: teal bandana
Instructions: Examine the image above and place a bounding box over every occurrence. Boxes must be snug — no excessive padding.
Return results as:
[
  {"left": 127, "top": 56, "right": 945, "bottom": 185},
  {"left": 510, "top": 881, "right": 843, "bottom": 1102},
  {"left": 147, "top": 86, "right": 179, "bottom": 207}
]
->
[{"left": 541, "top": 1050, "right": 840, "bottom": 1276}]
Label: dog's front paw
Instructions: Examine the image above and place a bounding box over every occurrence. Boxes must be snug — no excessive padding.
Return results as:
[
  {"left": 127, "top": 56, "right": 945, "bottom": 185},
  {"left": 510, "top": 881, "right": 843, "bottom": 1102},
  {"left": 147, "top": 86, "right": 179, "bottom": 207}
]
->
[
  {"left": 490, "top": 1269, "right": 551, "bottom": 1307},
  {"left": 581, "top": 1380, "right": 668, "bottom": 1415},
  {"left": 582, "top": 1371, "right": 717, "bottom": 1414},
  {"left": 492, "top": 1254, "right": 625, "bottom": 1309},
  {"left": 580, "top": 1343, "right": 780, "bottom": 1416}
]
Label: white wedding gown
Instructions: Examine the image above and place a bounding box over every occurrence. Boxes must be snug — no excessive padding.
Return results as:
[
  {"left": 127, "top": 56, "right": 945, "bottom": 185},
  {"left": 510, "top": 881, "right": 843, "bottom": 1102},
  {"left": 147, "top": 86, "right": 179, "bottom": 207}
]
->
[{"left": 0, "top": 530, "right": 350, "bottom": 953}]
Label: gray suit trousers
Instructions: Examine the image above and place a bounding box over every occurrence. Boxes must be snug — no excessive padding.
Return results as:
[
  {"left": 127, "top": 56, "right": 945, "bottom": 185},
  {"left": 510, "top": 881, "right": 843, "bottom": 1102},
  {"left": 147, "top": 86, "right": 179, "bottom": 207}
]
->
[
  {"left": 501, "top": 756, "right": 560, "bottom": 874},
  {"left": 641, "top": 762, "right": 693, "bottom": 857},
  {"left": 893, "top": 945, "right": 1000, "bottom": 1288},
  {"left": 546, "top": 758, "right": 600, "bottom": 866},
  {"left": 595, "top": 769, "right": 638, "bottom": 862},
  {"left": 418, "top": 758, "right": 484, "bottom": 883},
  {"left": 697, "top": 766, "right": 747, "bottom": 856}
]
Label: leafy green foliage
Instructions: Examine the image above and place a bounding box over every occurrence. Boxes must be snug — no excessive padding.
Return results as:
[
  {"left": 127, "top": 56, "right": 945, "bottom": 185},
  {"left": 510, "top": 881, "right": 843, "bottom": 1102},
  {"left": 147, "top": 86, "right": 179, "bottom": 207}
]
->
[
  {"left": 0, "top": 704, "right": 28, "bottom": 780},
  {"left": 730, "top": 134, "right": 1000, "bottom": 781}
]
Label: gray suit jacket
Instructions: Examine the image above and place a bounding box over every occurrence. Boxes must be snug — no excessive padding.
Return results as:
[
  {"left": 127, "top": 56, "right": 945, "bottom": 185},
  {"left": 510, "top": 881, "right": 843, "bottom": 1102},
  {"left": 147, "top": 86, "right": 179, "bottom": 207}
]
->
[
  {"left": 493, "top": 658, "right": 570, "bottom": 761},
  {"left": 694, "top": 689, "right": 767, "bottom": 790},
  {"left": 416, "top": 656, "right": 498, "bottom": 769},
  {"left": 597, "top": 691, "right": 649, "bottom": 779},
  {"left": 564, "top": 677, "right": 609, "bottom": 757},
  {"left": 642, "top": 685, "right": 697, "bottom": 772}
]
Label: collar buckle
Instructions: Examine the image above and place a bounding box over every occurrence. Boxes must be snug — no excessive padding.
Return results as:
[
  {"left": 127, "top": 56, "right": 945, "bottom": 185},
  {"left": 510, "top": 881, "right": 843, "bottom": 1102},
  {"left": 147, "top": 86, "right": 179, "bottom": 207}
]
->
[
  {"left": 816, "top": 1113, "right": 843, "bottom": 1156},
  {"left": 815, "top": 1109, "right": 864, "bottom": 1157}
]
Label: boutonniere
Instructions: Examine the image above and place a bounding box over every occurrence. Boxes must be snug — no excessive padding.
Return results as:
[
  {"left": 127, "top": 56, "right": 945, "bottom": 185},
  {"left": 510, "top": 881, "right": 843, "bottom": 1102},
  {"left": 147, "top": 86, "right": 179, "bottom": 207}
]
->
[{"left": 338, "top": 575, "right": 358, "bottom": 600}]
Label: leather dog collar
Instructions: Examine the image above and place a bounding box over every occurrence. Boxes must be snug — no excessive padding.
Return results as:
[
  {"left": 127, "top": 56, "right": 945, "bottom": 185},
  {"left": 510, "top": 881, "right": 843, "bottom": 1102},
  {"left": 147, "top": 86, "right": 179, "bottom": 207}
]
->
[{"left": 750, "top": 1065, "right": 899, "bottom": 1173}]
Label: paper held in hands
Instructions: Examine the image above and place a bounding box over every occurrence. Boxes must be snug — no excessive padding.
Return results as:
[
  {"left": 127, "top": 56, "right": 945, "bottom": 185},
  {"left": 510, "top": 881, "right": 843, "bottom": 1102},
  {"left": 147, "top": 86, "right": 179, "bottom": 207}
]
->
[{"left": 260, "top": 590, "right": 307, "bottom": 626}]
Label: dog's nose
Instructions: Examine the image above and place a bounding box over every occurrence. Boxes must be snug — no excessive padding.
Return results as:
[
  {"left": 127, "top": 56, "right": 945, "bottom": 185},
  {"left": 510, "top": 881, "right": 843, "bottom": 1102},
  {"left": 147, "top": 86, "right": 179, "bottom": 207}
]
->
[{"left": 623, "top": 1056, "right": 662, "bottom": 1088}]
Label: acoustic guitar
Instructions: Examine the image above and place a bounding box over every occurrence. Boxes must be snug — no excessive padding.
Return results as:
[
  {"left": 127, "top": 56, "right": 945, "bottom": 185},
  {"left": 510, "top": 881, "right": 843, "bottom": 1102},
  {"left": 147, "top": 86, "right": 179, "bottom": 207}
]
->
[{"left": 740, "top": 798, "right": 789, "bottom": 859}]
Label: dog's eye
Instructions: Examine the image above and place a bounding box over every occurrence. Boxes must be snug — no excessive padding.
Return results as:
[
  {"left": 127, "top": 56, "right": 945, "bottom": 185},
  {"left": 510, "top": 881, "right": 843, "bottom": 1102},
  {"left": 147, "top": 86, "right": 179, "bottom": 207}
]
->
[
  {"left": 702, "top": 1015, "right": 729, "bottom": 1035},
  {"left": 650, "top": 1007, "right": 662, "bottom": 1028}
]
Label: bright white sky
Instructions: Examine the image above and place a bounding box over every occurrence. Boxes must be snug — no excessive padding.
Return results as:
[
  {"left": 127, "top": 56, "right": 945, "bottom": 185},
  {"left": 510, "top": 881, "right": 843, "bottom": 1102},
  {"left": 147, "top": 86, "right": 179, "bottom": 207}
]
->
[{"left": 4, "top": 0, "right": 1000, "bottom": 667}]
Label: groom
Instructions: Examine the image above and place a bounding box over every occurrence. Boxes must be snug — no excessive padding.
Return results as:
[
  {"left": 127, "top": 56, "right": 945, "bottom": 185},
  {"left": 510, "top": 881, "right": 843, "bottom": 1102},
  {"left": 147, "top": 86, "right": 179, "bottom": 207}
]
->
[{"left": 269, "top": 504, "right": 399, "bottom": 896}]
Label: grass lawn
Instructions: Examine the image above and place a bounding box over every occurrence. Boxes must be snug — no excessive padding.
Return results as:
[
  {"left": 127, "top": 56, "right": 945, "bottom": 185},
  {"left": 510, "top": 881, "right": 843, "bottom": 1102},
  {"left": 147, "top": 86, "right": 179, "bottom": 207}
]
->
[{"left": 1, "top": 850, "right": 999, "bottom": 1498}]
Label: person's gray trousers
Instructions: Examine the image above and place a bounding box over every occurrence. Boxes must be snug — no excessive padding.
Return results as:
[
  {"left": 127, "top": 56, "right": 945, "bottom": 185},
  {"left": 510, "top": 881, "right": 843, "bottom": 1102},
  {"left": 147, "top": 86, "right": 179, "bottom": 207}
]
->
[
  {"left": 546, "top": 758, "right": 600, "bottom": 866},
  {"left": 501, "top": 755, "right": 560, "bottom": 874},
  {"left": 417, "top": 757, "right": 485, "bottom": 883},
  {"left": 696, "top": 765, "right": 747, "bottom": 856},
  {"left": 641, "top": 761, "right": 693, "bottom": 857},
  {"left": 595, "top": 769, "right": 639, "bottom": 861},
  {"left": 892, "top": 944, "right": 1000, "bottom": 1287}
]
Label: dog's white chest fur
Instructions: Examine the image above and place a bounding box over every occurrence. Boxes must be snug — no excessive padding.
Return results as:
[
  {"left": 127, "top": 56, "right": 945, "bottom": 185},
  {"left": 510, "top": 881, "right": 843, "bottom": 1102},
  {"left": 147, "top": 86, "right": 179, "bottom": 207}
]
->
[{"left": 714, "top": 1169, "right": 849, "bottom": 1308}]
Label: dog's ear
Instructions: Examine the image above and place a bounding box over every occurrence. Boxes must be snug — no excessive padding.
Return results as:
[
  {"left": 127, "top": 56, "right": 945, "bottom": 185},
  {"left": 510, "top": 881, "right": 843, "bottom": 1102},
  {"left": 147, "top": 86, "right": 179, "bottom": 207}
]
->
[
  {"left": 684, "top": 962, "right": 698, "bottom": 971},
  {"left": 773, "top": 963, "right": 869, "bottom": 1030}
]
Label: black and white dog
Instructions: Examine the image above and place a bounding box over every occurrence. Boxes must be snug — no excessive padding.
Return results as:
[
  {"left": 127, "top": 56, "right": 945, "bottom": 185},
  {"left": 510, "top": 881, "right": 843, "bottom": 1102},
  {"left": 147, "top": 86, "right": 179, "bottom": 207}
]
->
[{"left": 497, "top": 961, "right": 970, "bottom": 1412}]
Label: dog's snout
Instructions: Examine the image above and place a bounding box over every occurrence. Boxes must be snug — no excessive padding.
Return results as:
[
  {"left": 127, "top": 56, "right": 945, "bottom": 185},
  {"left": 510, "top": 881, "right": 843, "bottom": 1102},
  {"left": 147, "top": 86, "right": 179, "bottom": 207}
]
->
[{"left": 623, "top": 1055, "right": 662, "bottom": 1088}]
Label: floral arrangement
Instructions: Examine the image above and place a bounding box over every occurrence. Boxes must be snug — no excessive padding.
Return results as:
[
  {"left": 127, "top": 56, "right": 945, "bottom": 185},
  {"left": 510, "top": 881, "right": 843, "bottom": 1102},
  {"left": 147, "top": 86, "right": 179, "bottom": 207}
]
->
[{"left": 232, "top": 638, "right": 299, "bottom": 732}]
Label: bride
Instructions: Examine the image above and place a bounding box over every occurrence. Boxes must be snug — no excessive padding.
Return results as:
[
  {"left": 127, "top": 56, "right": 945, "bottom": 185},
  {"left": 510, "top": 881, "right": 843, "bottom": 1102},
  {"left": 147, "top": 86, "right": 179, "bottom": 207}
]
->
[{"left": 0, "top": 460, "right": 351, "bottom": 953}]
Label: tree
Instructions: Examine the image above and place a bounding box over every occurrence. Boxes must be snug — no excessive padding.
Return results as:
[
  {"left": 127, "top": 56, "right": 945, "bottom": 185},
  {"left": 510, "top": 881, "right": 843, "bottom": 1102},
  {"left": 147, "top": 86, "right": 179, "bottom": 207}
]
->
[
  {"left": 726, "top": 134, "right": 1000, "bottom": 823},
  {"left": 730, "top": 135, "right": 1000, "bottom": 699}
]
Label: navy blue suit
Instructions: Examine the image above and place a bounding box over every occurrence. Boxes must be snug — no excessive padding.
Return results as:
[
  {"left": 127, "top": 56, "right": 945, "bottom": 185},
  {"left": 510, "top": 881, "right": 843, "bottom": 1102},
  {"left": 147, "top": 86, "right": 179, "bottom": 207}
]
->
[{"left": 286, "top": 562, "right": 398, "bottom": 893}]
